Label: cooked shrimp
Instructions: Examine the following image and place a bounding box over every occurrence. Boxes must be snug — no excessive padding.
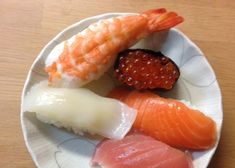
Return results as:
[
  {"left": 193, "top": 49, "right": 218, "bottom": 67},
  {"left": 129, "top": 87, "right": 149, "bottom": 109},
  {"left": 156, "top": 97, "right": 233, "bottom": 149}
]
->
[{"left": 45, "top": 8, "right": 184, "bottom": 87}]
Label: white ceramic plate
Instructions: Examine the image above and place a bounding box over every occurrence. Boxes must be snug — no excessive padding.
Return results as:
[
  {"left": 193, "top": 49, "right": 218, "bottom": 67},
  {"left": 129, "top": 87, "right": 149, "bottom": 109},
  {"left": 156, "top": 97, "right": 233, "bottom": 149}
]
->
[{"left": 21, "top": 13, "right": 223, "bottom": 168}]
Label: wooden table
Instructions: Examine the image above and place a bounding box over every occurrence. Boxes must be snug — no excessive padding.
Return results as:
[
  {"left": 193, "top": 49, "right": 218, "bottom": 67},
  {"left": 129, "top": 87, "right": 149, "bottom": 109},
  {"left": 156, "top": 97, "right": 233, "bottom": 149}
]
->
[{"left": 0, "top": 0, "right": 234, "bottom": 167}]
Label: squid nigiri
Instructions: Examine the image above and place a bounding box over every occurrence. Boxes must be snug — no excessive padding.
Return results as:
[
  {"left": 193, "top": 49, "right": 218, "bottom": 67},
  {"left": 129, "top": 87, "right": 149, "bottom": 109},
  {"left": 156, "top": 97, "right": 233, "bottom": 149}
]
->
[
  {"left": 92, "top": 132, "right": 193, "bottom": 168},
  {"left": 22, "top": 81, "right": 136, "bottom": 139},
  {"left": 108, "top": 86, "right": 217, "bottom": 149},
  {"left": 45, "top": 8, "right": 184, "bottom": 87}
]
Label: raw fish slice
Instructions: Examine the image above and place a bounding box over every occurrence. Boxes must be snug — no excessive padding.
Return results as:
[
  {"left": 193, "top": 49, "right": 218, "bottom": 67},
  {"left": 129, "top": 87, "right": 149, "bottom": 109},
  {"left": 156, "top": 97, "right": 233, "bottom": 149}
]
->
[
  {"left": 91, "top": 132, "right": 193, "bottom": 168},
  {"left": 108, "top": 87, "right": 216, "bottom": 149},
  {"left": 23, "top": 81, "right": 136, "bottom": 139}
]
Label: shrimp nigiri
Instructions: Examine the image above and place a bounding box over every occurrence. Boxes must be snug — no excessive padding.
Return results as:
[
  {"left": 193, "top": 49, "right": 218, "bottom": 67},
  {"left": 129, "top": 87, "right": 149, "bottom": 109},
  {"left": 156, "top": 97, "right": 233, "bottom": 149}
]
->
[
  {"left": 45, "top": 9, "right": 184, "bottom": 87},
  {"left": 108, "top": 86, "right": 217, "bottom": 150}
]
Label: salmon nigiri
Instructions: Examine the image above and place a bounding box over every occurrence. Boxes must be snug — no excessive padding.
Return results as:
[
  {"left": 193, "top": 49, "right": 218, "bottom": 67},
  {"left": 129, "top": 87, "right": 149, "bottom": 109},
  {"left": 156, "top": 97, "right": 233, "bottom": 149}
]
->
[
  {"left": 45, "top": 9, "right": 183, "bottom": 87},
  {"left": 108, "top": 86, "right": 217, "bottom": 150},
  {"left": 92, "top": 132, "right": 193, "bottom": 168}
]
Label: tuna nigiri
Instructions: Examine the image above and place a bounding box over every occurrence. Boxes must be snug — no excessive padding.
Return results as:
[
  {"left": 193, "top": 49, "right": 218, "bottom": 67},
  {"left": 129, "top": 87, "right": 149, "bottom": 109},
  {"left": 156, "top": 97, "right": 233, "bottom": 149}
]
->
[
  {"left": 22, "top": 81, "right": 137, "bottom": 139},
  {"left": 108, "top": 86, "right": 217, "bottom": 149},
  {"left": 45, "top": 8, "right": 183, "bottom": 87},
  {"left": 91, "top": 132, "right": 193, "bottom": 168}
]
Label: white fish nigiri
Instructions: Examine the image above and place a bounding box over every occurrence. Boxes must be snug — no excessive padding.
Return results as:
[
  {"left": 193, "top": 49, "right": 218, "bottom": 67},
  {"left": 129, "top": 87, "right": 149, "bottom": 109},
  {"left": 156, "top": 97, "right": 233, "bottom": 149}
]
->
[{"left": 22, "top": 81, "right": 136, "bottom": 139}]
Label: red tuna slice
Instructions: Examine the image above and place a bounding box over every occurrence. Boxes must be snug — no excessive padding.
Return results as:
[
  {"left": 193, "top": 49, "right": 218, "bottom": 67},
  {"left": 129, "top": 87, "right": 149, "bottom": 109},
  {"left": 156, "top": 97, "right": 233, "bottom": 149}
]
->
[{"left": 91, "top": 132, "right": 193, "bottom": 168}]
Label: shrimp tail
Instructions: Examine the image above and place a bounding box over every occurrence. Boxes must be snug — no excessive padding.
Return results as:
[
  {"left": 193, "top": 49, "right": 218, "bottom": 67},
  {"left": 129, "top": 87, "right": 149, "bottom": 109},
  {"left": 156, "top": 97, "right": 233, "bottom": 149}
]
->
[{"left": 142, "top": 8, "right": 184, "bottom": 32}]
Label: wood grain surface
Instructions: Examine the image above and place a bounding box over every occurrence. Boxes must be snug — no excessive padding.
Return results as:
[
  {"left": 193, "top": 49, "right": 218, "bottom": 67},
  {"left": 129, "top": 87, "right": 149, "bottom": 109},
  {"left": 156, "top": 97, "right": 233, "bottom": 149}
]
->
[{"left": 0, "top": 0, "right": 234, "bottom": 167}]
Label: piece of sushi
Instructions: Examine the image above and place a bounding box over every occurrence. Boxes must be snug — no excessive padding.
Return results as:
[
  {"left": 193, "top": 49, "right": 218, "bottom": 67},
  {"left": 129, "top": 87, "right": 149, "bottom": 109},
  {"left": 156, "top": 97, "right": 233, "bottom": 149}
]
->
[
  {"left": 114, "top": 49, "right": 180, "bottom": 90},
  {"left": 22, "top": 81, "right": 136, "bottom": 139},
  {"left": 91, "top": 132, "right": 193, "bottom": 168},
  {"left": 108, "top": 86, "right": 217, "bottom": 149}
]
